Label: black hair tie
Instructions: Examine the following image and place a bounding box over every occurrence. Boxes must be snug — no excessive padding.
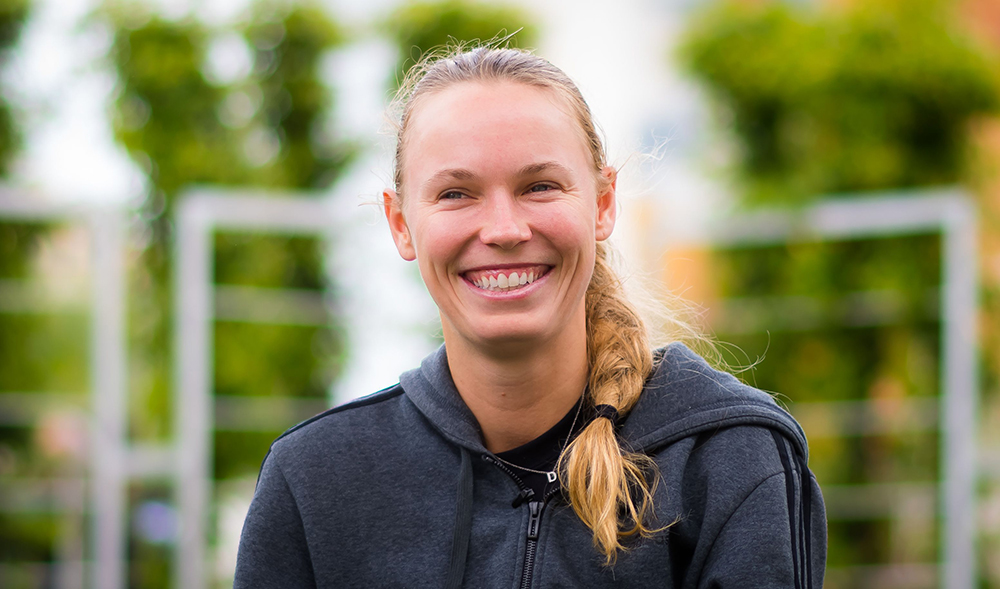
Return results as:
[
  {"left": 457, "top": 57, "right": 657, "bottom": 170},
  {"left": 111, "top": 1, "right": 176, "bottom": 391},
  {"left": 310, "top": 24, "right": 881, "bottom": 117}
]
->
[{"left": 593, "top": 404, "right": 620, "bottom": 425}]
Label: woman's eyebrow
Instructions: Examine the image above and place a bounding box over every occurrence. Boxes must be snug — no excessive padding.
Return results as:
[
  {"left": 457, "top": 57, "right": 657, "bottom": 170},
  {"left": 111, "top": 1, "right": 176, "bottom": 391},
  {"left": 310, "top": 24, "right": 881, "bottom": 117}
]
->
[
  {"left": 518, "top": 161, "right": 573, "bottom": 177},
  {"left": 421, "top": 162, "right": 573, "bottom": 190},
  {"left": 422, "top": 168, "right": 476, "bottom": 189}
]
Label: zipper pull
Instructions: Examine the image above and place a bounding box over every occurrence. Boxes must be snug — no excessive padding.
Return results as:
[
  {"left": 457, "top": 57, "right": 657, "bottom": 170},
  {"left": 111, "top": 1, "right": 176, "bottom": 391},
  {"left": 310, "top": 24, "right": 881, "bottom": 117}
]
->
[
  {"left": 512, "top": 488, "right": 535, "bottom": 508},
  {"left": 526, "top": 501, "right": 543, "bottom": 540}
]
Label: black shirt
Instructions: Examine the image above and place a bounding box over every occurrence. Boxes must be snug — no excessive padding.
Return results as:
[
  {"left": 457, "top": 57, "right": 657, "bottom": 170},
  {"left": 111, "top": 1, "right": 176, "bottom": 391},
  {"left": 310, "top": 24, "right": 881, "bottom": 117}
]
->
[{"left": 494, "top": 396, "right": 585, "bottom": 500}]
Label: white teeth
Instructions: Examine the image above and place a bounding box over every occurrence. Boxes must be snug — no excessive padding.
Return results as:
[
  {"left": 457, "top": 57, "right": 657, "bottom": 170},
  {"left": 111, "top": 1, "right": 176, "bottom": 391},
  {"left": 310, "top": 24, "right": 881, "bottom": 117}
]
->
[{"left": 470, "top": 269, "right": 542, "bottom": 292}]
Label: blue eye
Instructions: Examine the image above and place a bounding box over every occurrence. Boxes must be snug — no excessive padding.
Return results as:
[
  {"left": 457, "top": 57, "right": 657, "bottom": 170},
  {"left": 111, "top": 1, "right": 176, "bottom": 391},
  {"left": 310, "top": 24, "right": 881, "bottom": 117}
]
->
[
  {"left": 440, "top": 191, "right": 466, "bottom": 200},
  {"left": 529, "top": 184, "right": 555, "bottom": 193}
]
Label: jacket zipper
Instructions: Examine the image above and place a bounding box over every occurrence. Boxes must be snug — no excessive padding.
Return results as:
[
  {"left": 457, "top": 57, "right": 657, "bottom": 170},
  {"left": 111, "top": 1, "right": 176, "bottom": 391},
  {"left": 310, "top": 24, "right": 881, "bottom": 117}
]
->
[
  {"left": 483, "top": 455, "right": 561, "bottom": 589},
  {"left": 519, "top": 501, "right": 543, "bottom": 589}
]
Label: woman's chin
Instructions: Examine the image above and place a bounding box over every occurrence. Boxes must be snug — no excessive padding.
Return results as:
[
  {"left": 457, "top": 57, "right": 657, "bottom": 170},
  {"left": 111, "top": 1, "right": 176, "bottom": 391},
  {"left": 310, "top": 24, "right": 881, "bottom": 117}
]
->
[
  {"left": 449, "top": 314, "right": 587, "bottom": 357},
  {"left": 444, "top": 318, "right": 553, "bottom": 354},
  {"left": 471, "top": 326, "right": 548, "bottom": 350}
]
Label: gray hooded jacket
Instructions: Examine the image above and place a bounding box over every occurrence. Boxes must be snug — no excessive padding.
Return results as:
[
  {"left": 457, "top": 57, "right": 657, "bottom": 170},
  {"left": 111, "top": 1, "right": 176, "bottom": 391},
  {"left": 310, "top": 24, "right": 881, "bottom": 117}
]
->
[{"left": 234, "top": 343, "right": 827, "bottom": 588}]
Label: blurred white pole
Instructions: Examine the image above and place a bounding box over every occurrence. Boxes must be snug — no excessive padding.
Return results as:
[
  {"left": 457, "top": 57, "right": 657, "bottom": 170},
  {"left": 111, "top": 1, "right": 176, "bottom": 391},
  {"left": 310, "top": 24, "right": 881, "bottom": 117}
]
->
[
  {"left": 174, "top": 198, "right": 213, "bottom": 589},
  {"left": 89, "top": 206, "right": 127, "bottom": 589},
  {"left": 173, "top": 189, "right": 345, "bottom": 589},
  {"left": 941, "top": 198, "right": 978, "bottom": 589},
  {"left": 0, "top": 190, "right": 130, "bottom": 588}
]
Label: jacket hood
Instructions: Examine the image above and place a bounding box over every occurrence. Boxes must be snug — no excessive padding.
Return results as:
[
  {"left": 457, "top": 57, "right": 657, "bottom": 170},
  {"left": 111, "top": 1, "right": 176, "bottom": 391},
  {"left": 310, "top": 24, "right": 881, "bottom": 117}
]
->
[
  {"left": 622, "top": 343, "right": 808, "bottom": 460},
  {"left": 399, "top": 342, "right": 809, "bottom": 460}
]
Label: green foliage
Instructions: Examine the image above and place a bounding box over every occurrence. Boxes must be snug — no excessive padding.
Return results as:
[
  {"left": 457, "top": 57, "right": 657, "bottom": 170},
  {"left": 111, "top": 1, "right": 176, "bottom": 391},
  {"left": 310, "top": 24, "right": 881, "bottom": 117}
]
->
[
  {"left": 0, "top": 0, "right": 29, "bottom": 50},
  {"left": 716, "top": 235, "right": 941, "bottom": 299},
  {"left": 0, "top": 514, "right": 59, "bottom": 560},
  {"left": 107, "top": 12, "right": 224, "bottom": 438},
  {"left": 110, "top": 15, "right": 246, "bottom": 198},
  {"left": 104, "top": 1, "right": 352, "bottom": 436},
  {"left": 679, "top": 1, "right": 987, "bottom": 581},
  {"left": 214, "top": 233, "right": 325, "bottom": 289},
  {"left": 126, "top": 485, "right": 171, "bottom": 589},
  {"left": 0, "top": 222, "right": 38, "bottom": 278},
  {"left": 107, "top": 1, "right": 354, "bottom": 200},
  {"left": 680, "top": 0, "right": 1000, "bottom": 204},
  {"left": 0, "top": 314, "right": 88, "bottom": 392},
  {"left": 0, "top": 0, "right": 65, "bottom": 573},
  {"left": 215, "top": 430, "right": 284, "bottom": 479},
  {"left": 0, "top": 0, "right": 28, "bottom": 171},
  {"left": 0, "top": 96, "right": 16, "bottom": 175},
  {"left": 214, "top": 323, "right": 340, "bottom": 400},
  {"left": 100, "top": 12, "right": 354, "bottom": 544},
  {"left": 243, "top": 2, "right": 354, "bottom": 188},
  {"left": 102, "top": 2, "right": 354, "bottom": 581},
  {"left": 383, "top": 0, "right": 537, "bottom": 82}
]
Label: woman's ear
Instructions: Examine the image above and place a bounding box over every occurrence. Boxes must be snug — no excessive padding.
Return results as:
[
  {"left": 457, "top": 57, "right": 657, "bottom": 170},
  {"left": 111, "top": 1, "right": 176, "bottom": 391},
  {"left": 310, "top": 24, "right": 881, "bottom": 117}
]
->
[
  {"left": 383, "top": 190, "right": 416, "bottom": 261},
  {"left": 595, "top": 167, "right": 617, "bottom": 241}
]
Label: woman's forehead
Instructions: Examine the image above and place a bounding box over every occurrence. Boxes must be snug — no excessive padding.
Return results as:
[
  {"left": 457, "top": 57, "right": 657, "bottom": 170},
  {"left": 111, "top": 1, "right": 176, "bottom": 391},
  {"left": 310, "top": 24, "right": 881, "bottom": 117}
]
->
[
  {"left": 409, "top": 80, "right": 577, "bottom": 131},
  {"left": 400, "top": 81, "right": 592, "bottom": 182}
]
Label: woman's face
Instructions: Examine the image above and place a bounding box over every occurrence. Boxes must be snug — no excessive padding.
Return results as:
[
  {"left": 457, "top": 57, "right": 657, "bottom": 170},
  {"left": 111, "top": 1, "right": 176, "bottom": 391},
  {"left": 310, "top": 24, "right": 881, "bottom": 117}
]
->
[{"left": 385, "top": 81, "right": 616, "bottom": 352}]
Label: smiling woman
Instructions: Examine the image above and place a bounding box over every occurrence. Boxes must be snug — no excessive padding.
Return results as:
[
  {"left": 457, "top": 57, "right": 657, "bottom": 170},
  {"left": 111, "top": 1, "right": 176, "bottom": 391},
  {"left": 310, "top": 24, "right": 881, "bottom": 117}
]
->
[
  {"left": 386, "top": 81, "right": 612, "bottom": 359},
  {"left": 234, "top": 47, "right": 827, "bottom": 589}
]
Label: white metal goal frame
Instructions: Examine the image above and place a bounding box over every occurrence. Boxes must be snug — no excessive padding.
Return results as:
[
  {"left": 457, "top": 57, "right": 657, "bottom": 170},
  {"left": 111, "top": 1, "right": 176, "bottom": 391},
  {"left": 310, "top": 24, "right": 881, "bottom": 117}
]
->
[
  {"left": 658, "top": 187, "right": 978, "bottom": 589},
  {"left": 0, "top": 188, "right": 128, "bottom": 589},
  {"left": 173, "top": 188, "right": 342, "bottom": 589}
]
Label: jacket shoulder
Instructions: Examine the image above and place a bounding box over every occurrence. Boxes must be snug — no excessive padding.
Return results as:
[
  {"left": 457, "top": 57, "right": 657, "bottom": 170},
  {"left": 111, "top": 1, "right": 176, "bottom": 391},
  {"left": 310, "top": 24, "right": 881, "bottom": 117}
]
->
[
  {"left": 625, "top": 342, "right": 808, "bottom": 457},
  {"left": 266, "top": 384, "right": 407, "bottom": 459},
  {"left": 676, "top": 424, "right": 787, "bottom": 491},
  {"left": 654, "top": 342, "right": 774, "bottom": 407}
]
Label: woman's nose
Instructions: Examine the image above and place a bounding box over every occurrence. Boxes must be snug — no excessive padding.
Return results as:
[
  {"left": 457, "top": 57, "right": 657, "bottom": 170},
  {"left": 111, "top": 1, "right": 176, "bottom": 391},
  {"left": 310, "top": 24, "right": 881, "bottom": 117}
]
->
[{"left": 479, "top": 193, "right": 531, "bottom": 249}]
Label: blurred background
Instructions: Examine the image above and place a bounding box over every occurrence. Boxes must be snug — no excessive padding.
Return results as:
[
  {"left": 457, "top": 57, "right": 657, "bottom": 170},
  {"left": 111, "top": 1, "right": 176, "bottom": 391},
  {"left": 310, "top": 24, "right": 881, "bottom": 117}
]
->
[{"left": 0, "top": 0, "right": 998, "bottom": 587}]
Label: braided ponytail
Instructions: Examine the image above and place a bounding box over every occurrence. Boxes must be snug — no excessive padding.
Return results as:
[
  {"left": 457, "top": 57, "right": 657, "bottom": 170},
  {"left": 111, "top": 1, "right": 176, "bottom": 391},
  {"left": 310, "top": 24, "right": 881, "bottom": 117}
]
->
[{"left": 559, "top": 242, "right": 661, "bottom": 564}]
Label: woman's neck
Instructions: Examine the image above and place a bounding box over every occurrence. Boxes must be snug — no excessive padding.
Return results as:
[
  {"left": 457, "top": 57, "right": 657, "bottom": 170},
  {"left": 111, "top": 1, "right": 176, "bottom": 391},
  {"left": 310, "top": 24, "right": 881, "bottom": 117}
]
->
[{"left": 443, "top": 312, "right": 589, "bottom": 453}]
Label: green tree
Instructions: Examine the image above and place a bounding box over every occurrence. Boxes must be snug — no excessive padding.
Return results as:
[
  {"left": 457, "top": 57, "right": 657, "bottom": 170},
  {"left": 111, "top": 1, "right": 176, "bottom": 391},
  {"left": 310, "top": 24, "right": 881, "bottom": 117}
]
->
[
  {"left": 680, "top": 0, "right": 998, "bottom": 204},
  {"left": 0, "top": 0, "right": 36, "bottom": 393},
  {"left": 243, "top": 2, "right": 352, "bottom": 188},
  {"left": 108, "top": 10, "right": 242, "bottom": 446},
  {"left": 104, "top": 2, "right": 351, "bottom": 585},
  {"left": 680, "top": 1, "right": 999, "bottom": 586},
  {"left": 105, "top": 0, "right": 350, "bottom": 438},
  {"left": 0, "top": 0, "right": 92, "bottom": 582},
  {"left": 383, "top": 0, "right": 537, "bottom": 81},
  {"left": 0, "top": 0, "right": 26, "bottom": 169}
]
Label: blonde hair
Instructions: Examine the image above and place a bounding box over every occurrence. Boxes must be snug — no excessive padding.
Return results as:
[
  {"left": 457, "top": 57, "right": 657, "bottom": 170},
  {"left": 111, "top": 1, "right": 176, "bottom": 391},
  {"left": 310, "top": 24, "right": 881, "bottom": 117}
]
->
[{"left": 390, "top": 45, "right": 665, "bottom": 563}]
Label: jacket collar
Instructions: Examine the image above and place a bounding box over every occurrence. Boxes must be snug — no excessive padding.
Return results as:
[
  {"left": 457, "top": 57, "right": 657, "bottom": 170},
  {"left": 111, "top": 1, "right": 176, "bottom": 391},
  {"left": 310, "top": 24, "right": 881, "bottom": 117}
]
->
[
  {"left": 400, "top": 345, "right": 489, "bottom": 454},
  {"left": 400, "top": 342, "right": 809, "bottom": 460}
]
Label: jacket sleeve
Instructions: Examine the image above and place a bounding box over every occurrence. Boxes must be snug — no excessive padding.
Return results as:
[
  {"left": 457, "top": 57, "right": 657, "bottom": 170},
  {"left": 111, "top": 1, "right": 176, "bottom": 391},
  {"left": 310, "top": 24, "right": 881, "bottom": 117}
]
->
[
  {"left": 233, "top": 451, "right": 317, "bottom": 589},
  {"left": 698, "top": 434, "right": 827, "bottom": 589}
]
